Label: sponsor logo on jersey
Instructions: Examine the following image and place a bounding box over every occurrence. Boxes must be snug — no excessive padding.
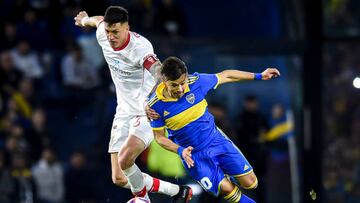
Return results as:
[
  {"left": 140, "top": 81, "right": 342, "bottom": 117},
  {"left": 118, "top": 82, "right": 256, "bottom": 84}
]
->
[{"left": 109, "top": 60, "right": 132, "bottom": 76}]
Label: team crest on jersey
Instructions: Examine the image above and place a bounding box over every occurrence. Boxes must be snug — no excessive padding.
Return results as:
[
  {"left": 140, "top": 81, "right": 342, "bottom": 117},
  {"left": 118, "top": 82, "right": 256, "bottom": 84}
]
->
[{"left": 186, "top": 93, "right": 195, "bottom": 104}]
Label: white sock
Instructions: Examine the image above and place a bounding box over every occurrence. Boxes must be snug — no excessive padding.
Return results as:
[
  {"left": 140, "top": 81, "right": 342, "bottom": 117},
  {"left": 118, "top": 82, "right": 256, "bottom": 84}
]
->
[
  {"left": 122, "top": 181, "right": 130, "bottom": 189},
  {"left": 143, "top": 173, "right": 154, "bottom": 191},
  {"left": 122, "top": 164, "right": 146, "bottom": 193},
  {"left": 158, "top": 180, "right": 180, "bottom": 196},
  {"left": 143, "top": 173, "right": 180, "bottom": 196}
]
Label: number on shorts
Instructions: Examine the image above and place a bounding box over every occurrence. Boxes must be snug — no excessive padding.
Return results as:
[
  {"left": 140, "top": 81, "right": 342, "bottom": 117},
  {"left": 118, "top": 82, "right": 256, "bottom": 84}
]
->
[
  {"left": 200, "top": 177, "right": 213, "bottom": 190},
  {"left": 133, "top": 116, "right": 141, "bottom": 127}
]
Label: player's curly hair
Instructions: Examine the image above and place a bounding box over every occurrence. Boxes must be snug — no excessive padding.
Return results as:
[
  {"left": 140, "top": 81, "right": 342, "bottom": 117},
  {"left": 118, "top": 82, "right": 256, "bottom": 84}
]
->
[
  {"left": 161, "top": 56, "right": 188, "bottom": 81},
  {"left": 104, "top": 6, "right": 128, "bottom": 25}
]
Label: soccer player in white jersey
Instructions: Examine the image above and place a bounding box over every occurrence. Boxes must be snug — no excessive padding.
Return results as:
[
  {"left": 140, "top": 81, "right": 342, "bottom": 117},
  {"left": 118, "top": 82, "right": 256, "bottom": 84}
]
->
[{"left": 74, "top": 6, "right": 192, "bottom": 202}]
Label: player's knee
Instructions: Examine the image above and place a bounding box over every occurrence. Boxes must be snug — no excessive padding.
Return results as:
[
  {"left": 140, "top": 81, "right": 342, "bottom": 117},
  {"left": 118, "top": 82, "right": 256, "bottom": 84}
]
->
[
  {"left": 241, "top": 174, "right": 258, "bottom": 190},
  {"left": 221, "top": 186, "right": 234, "bottom": 195},
  {"left": 112, "top": 175, "right": 128, "bottom": 187},
  {"left": 220, "top": 178, "right": 236, "bottom": 195}
]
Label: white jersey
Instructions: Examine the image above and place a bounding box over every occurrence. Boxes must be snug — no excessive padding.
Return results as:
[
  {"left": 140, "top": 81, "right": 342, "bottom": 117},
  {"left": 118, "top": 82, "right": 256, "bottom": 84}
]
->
[{"left": 96, "top": 21, "right": 158, "bottom": 117}]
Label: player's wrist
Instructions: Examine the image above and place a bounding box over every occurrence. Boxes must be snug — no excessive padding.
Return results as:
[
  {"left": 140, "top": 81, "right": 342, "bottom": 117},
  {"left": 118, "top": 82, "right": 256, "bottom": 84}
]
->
[
  {"left": 81, "top": 16, "right": 89, "bottom": 26},
  {"left": 177, "top": 146, "right": 185, "bottom": 157},
  {"left": 254, "top": 73, "right": 262, "bottom": 80}
]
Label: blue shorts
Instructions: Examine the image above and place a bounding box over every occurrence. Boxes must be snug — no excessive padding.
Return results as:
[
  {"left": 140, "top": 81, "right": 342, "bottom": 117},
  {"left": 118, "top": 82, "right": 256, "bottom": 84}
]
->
[{"left": 182, "top": 130, "right": 253, "bottom": 196}]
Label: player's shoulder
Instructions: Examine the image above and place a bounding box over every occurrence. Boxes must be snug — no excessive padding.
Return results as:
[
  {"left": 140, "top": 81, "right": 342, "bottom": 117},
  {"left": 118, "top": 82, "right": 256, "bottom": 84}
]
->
[
  {"left": 188, "top": 72, "right": 216, "bottom": 86},
  {"left": 187, "top": 73, "right": 200, "bottom": 85},
  {"left": 96, "top": 22, "right": 106, "bottom": 40},
  {"left": 194, "top": 73, "right": 217, "bottom": 83},
  {"left": 147, "top": 92, "right": 161, "bottom": 108},
  {"left": 131, "top": 32, "right": 153, "bottom": 48}
]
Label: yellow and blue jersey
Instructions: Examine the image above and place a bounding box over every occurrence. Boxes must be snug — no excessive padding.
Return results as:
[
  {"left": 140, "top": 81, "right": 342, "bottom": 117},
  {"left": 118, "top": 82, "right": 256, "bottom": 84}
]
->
[
  {"left": 149, "top": 73, "right": 220, "bottom": 152},
  {"left": 149, "top": 73, "right": 254, "bottom": 196}
]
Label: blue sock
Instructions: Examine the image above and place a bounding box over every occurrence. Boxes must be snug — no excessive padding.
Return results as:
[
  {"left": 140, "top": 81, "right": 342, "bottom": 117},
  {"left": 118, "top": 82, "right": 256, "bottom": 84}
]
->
[
  {"left": 239, "top": 193, "right": 256, "bottom": 203},
  {"left": 223, "top": 186, "right": 256, "bottom": 203}
]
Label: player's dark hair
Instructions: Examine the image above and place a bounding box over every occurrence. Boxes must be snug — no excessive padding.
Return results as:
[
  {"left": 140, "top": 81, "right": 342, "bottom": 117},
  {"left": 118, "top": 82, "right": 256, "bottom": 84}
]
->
[
  {"left": 161, "top": 56, "right": 188, "bottom": 81},
  {"left": 104, "top": 6, "right": 129, "bottom": 25}
]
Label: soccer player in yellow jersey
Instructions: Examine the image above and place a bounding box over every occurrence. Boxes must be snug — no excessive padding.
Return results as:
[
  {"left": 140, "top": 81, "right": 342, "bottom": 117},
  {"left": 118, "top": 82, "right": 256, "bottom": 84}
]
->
[{"left": 148, "top": 56, "right": 280, "bottom": 203}]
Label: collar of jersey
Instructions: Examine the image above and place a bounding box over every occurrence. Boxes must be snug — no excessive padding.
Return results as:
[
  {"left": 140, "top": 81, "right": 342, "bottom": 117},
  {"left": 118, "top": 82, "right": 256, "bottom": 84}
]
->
[{"left": 156, "top": 82, "right": 190, "bottom": 102}]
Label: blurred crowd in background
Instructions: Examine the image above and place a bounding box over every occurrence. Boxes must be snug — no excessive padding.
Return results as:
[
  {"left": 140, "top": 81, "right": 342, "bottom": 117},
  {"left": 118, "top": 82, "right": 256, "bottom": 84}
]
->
[
  {"left": 322, "top": 0, "right": 360, "bottom": 202},
  {"left": 322, "top": 43, "right": 360, "bottom": 203},
  {"left": 0, "top": 0, "right": 359, "bottom": 203}
]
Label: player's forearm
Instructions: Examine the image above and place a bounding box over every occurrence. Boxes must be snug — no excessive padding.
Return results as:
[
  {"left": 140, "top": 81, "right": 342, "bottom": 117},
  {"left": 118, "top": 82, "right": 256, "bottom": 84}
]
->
[
  {"left": 154, "top": 133, "right": 180, "bottom": 154},
  {"left": 218, "top": 68, "right": 280, "bottom": 84},
  {"left": 219, "top": 70, "right": 256, "bottom": 82},
  {"left": 82, "top": 16, "right": 104, "bottom": 27}
]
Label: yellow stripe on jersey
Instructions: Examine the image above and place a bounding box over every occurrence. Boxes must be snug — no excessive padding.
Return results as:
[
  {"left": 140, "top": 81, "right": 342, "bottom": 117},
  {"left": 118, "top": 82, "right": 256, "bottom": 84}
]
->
[
  {"left": 152, "top": 126, "right": 165, "bottom": 131},
  {"left": 165, "top": 99, "right": 207, "bottom": 130}
]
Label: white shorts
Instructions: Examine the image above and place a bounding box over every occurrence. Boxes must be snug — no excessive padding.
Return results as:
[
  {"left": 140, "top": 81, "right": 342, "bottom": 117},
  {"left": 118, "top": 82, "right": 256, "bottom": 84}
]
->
[{"left": 108, "top": 115, "right": 154, "bottom": 153}]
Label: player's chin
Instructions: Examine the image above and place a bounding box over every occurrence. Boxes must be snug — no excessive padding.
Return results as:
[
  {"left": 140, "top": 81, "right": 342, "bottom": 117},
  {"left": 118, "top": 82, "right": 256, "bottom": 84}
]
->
[
  {"left": 109, "top": 42, "right": 119, "bottom": 49},
  {"left": 175, "top": 94, "right": 184, "bottom": 98}
]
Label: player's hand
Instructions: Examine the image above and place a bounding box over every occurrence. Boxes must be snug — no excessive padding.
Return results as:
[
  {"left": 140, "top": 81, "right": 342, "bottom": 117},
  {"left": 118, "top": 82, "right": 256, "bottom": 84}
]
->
[
  {"left": 182, "top": 146, "right": 194, "bottom": 168},
  {"left": 261, "top": 68, "right": 280, "bottom": 80},
  {"left": 74, "top": 11, "right": 89, "bottom": 27},
  {"left": 146, "top": 105, "right": 160, "bottom": 120}
]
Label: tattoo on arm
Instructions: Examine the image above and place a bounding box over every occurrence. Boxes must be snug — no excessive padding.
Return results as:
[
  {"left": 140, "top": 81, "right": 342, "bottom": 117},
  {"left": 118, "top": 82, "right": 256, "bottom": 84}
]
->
[{"left": 147, "top": 62, "right": 162, "bottom": 98}]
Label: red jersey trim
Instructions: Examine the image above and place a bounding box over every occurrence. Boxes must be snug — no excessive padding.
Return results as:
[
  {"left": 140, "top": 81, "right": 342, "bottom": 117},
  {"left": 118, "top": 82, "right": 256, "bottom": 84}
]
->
[
  {"left": 113, "top": 32, "right": 130, "bottom": 51},
  {"left": 143, "top": 55, "right": 159, "bottom": 70}
]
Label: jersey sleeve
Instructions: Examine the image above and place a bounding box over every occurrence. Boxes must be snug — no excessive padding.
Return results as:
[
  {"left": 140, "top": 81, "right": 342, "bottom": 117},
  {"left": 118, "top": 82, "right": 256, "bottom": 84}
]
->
[
  {"left": 149, "top": 105, "right": 165, "bottom": 130},
  {"left": 148, "top": 97, "right": 165, "bottom": 130},
  {"left": 150, "top": 118, "right": 165, "bottom": 130},
  {"left": 137, "top": 37, "right": 159, "bottom": 70},
  {"left": 197, "top": 73, "right": 220, "bottom": 95},
  {"left": 96, "top": 21, "right": 107, "bottom": 44}
]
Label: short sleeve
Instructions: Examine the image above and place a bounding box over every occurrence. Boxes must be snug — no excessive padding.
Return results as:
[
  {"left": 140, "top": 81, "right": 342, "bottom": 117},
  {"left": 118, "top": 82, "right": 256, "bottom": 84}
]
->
[
  {"left": 148, "top": 98, "right": 165, "bottom": 130},
  {"left": 96, "top": 21, "right": 107, "bottom": 42},
  {"left": 197, "top": 73, "right": 219, "bottom": 95},
  {"left": 150, "top": 118, "right": 165, "bottom": 130},
  {"left": 136, "top": 36, "right": 159, "bottom": 70}
]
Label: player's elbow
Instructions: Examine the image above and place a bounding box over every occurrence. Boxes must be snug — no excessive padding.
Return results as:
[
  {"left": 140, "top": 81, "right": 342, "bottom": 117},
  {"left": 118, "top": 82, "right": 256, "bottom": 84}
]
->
[{"left": 217, "top": 70, "right": 233, "bottom": 85}]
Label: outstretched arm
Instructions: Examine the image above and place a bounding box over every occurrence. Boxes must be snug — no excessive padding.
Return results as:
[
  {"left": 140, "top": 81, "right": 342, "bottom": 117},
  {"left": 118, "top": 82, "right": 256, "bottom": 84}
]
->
[
  {"left": 216, "top": 68, "right": 280, "bottom": 86},
  {"left": 153, "top": 129, "right": 194, "bottom": 168},
  {"left": 74, "top": 11, "right": 104, "bottom": 28}
]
